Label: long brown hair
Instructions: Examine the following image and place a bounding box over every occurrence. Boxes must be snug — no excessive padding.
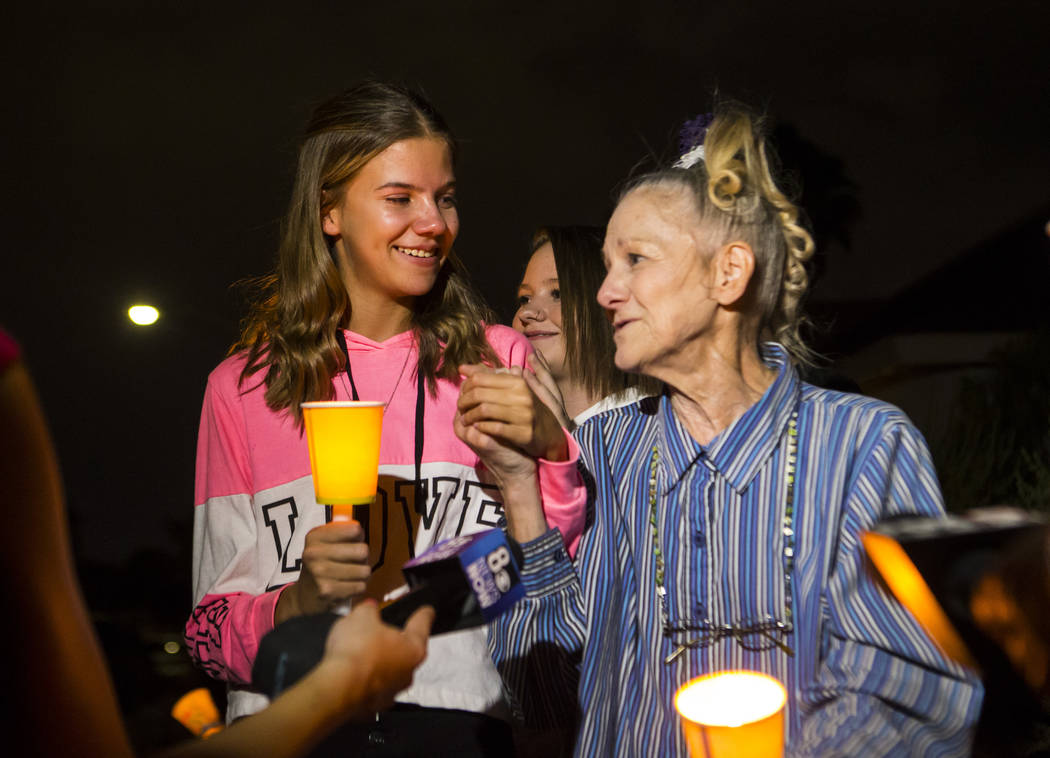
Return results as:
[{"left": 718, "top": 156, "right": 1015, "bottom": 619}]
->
[
  {"left": 233, "top": 81, "right": 498, "bottom": 422},
  {"left": 530, "top": 226, "right": 662, "bottom": 400}
]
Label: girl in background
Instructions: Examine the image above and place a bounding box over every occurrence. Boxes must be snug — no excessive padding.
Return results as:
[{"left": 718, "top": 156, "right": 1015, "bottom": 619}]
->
[{"left": 513, "top": 226, "right": 659, "bottom": 428}]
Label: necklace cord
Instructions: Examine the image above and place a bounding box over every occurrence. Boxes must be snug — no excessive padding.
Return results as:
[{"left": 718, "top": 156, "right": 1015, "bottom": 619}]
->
[
  {"left": 332, "top": 331, "right": 425, "bottom": 544},
  {"left": 650, "top": 405, "right": 799, "bottom": 663}
]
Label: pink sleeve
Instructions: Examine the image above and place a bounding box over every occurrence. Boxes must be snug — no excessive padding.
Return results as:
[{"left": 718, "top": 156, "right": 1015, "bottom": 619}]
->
[
  {"left": 485, "top": 326, "right": 587, "bottom": 557},
  {"left": 185, "top": 588, "right": 286, "bottom": 686},
  {"left": 537, "top": 431, "right": 586, "bottom": 557},
  {"left": 193, "top": 360, "right": 257, "bottom": 505},
  {"left": 184, "top": 364, "right": 283, "bottom": 685}
]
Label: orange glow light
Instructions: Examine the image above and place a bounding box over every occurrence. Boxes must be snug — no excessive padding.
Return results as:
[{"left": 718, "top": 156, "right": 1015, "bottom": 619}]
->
[
  {"left": 171, "top": 687, "right": 224, "bottom": 738},
  {"left": 862, "top": 530, "right": 977, "bottom": 670},
  {"left": 675, "top": 671, "right": 786, "bottom": 757}
]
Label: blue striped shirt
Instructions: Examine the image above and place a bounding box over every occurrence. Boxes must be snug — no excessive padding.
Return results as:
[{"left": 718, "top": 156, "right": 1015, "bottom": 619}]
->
[{"left": 489, "top": 345, "right": 982, "bottom": 756}]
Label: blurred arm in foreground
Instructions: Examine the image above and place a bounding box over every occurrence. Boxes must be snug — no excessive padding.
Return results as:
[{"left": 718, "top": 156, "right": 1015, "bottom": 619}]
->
[{"left": 0, "top": 331, "right": 433, "bottom": 758}]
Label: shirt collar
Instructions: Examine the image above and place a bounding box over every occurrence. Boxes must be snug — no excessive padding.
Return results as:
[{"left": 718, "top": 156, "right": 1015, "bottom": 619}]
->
[{"left": 655, "top": 343, "right": 800, "bottom": 494}]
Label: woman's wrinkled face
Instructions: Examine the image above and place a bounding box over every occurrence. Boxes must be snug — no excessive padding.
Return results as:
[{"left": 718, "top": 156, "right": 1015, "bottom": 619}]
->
[
  {"left": 323, "top": 137, "right": 458, "bottom": 305},
  {"left": 597, "top": 186, "right": 716, "bottom": 377},
  {"left": 513, "top": 242, "right": 567, "bottom": 377}
]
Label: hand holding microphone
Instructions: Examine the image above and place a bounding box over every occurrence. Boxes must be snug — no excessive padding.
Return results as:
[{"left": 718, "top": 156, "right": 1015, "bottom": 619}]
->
[{"left": 254, "top": 528, "right": 525, "bottom": 699}]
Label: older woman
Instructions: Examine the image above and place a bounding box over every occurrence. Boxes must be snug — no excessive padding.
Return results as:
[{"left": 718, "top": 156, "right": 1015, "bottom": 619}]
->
[{"left": 456, "top": 107, "right": 982, "bottom": 756}]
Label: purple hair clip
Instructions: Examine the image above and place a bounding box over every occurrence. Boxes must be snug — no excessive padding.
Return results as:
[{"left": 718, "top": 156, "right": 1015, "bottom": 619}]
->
[{"left": 674, "top": 112, "right": 714, "bottom": 169}]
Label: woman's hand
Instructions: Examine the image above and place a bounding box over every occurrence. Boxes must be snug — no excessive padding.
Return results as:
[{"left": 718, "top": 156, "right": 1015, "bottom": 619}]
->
[
  {"left": 524, "top": 351, "right": 575, "bottom": 432},
  {"left": 316, "top": 600, "right": 434, "bottom": 719},
  {"left": 276, "top": 521, "right": 371, "bottom": 621},
  {"left": 455, "top": 363, "right": 555, "bottom": 542},
  {"left": 456, "top": 363, "right": 568, "bottom": 463},
  {"left": 454, "top": 366, "right": 537, "bottom": 485},
  {"left": 968, "top": 522, "right": 1050, "bottom": 696}
]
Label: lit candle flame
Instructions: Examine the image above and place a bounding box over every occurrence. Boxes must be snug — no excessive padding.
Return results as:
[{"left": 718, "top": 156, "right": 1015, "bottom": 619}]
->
[
  {"left": 676, "top": 671, "right": 786, "bottom": 727},
  {"left": 675, "top": 671, "right": 786, "bottom": 757}
]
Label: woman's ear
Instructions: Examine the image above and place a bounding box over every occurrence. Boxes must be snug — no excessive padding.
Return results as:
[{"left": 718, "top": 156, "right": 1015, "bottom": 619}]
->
[
  {"left": 711, "top": 241, "right": 755, "bottom": 306},
  {"left": 322, "top": 205, "right": 341, "bottom": 237}
]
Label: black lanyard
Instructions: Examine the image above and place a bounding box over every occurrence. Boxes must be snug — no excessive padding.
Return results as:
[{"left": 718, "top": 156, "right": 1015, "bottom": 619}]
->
[{"left": 334, "top": 330, "right": 426, "bottom": 527}]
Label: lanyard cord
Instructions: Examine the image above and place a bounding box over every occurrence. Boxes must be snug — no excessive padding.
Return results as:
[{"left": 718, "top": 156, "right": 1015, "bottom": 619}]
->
[{"left": 334, "top": 330, "right": 426, "bottom": 527}]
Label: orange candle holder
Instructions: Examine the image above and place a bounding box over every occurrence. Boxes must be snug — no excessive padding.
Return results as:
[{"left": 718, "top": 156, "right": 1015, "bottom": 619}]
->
[
  {"left": 675, "top": 670, "right": 787, "bottom": 758},
  {"left": 171, "top": 687, "right": 224, "bottom": 739}
]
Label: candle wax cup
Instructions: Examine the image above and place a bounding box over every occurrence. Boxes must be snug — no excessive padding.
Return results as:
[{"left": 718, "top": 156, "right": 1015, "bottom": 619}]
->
[
  {"left": 675, "top": 671, "right": 786, "bottom": 758},
  {"left": 301, "top": 402, "right": 385, "bottom": 505}
]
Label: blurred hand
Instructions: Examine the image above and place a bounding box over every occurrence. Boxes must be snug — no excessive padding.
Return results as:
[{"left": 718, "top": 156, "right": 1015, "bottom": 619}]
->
[
  {"left": 970, "top": 571, "right": 1048, "bottom": 694},
  {"left": 279, "top": 520, "right": 371, "bottom": 620},
  {"left": 319, "top": 600, "right": 434, "bottom": 719},
  {"left": 524, "top": 351, "right": 575, "bottom": 432}
]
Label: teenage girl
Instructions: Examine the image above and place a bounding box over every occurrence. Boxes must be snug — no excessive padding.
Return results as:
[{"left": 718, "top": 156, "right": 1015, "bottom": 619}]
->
[{"left": 186, "top": 81, "right": 583, "bottom": 756}]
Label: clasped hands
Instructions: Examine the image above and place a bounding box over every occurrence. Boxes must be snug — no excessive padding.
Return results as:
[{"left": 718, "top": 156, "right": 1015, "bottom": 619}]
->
[
  {"left": 454, "top": 361, "right": 568, "bottom": 474},
  {"left": 453, "top": 359, "right": 569, "bottom": 542}
]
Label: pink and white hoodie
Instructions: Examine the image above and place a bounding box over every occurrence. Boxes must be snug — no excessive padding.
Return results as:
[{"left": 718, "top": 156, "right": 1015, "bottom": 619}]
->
[{"left": 185, "top": 325, "right": 584, "bottom": 721}]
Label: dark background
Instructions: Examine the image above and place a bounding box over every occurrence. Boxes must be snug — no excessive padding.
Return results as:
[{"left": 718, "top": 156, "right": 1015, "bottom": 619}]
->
[{"left": 2, "top": 0, "right": 1049, "bottom": 751}]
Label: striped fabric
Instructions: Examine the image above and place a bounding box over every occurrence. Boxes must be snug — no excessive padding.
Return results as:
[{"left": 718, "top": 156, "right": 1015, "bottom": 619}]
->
[{"left": 489, "top": 344, "right": 982, "bottom": 757}]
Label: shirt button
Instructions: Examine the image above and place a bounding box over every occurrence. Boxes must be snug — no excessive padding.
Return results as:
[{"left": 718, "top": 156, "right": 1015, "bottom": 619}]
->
[{"left": 694, "top": 531, "right": 705, "bottom": 547}]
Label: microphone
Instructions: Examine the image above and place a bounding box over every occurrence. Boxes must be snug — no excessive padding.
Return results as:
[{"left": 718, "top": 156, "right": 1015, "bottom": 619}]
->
[
  {"left": 252, "top": 528, "right": 526, "bottom": 698},
  {"left": 380, "top": 527, "right": 526, "bottom": 633}
]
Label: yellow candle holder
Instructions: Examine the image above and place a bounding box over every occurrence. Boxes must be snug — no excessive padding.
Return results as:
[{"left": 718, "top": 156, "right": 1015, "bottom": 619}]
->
[
  {"left": 675, "top": 670, "right": 787, "bottom": 758},
  {"left": 301, "top": 401, "right": 385, "bottom": 522}
]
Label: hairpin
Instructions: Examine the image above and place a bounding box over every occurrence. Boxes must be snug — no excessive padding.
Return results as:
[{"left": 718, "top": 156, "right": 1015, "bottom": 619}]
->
[{"left": 673, "top": 112, "right": 714, "bottom": 169}]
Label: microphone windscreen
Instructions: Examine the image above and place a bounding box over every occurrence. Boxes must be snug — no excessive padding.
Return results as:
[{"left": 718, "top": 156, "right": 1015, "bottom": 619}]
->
[
  {"left": 252, "top": 612, "right": 338, "bottom": 698},
  {"left": 380, "top": 528, "right": 526, "bottom": 633}
]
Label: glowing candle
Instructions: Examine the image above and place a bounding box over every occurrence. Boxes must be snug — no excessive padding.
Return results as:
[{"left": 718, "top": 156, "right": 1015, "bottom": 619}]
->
[
  {"left": 675, "top": 671, "right": 786, "bottom": 758},
  {"left": 171, "top": 687, "right": 224, "bottom": 739},
  {"left": 301, "top": 401, "right": 385, "bottom": 522}
]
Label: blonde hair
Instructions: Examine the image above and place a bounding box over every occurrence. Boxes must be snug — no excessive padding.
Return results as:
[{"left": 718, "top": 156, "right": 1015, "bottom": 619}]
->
[
  {"left": 625, "top": 105, "right": 816, "bottom": 364},
  {"left": 233, "top": 81, "right": 498, "bottom": 422}
]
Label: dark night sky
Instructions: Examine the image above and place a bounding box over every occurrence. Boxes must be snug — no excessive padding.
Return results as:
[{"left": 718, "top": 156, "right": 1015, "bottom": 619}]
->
[{"left": 3, "top": 0, "right": 1049, "bottom": 569}]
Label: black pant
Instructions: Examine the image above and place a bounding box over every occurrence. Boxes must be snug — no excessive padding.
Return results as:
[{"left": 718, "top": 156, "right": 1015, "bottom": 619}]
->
[{"left": 308, "top": 703, "right": 514, "bottom": 758}]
